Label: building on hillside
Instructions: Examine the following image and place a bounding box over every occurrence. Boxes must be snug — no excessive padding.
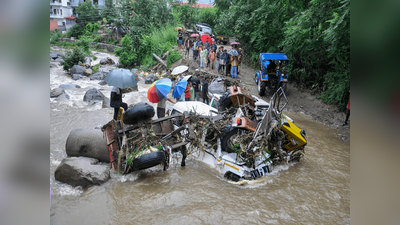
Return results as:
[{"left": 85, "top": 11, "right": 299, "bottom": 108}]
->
[{"left": 50, "top": 0, "right": 75, "bottom": 31}]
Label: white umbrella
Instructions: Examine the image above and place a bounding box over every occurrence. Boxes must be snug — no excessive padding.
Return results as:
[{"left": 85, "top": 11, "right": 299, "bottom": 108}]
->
[
  {"left": 182, "top": 75, "right": 192, "bottom": 81},
  {"left": 171, "top": 65, "right": 189, "bottom": 75}
]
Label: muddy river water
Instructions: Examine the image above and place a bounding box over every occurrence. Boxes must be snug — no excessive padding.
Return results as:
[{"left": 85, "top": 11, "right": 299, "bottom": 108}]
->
[{"left": 50, "top": 51, "right": 349, "bottom": 224}]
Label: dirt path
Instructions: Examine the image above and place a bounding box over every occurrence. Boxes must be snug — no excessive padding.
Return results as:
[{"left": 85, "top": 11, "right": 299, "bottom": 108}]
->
[{"left": 172, "top": 43, "right": 350, "bottom": 142}]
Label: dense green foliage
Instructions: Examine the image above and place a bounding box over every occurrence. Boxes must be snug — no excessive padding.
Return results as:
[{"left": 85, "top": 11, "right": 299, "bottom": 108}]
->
[
  {"left": 115, "top": 35, "right": 137, "bottom": 67},
  {"left": 101, "top": 0, "right": 117, "bottom": 25},
  {"left": 66, "top": 24, "right": 85, "bottom": 38},
  {"left": 213, "top": 0, "right": 350, "bottom": 110},
  {"left": 166, "top": 50, "right": 183, "bottom": 68},
  {"left": 75, "top": 0, "right": 101, "bottom": 26},
  {"left": 50, "top": 29, "right": 61, "bottom": 44},
  {"left": 60, "top": 47, "right": 86, "bottom": 72},
  {"left": 115, "top": 0, "right": 175, "bottom": 67}
]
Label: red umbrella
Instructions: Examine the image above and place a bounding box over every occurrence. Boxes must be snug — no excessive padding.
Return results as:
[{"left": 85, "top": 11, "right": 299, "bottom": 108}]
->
[{"left": 201, "top": 34, "right": 213, "bottom": 44}]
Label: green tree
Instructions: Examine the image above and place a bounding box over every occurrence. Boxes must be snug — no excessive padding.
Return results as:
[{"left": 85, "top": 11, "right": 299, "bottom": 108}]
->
[
  {"left": 115, "top": 35, "right": 137, "bottom": 67},
  {"left": 60, "top": 47, "right": 86, "bottom": 72},
  {"left": 75, "top": 0, "right": 101, "bottom": 27},
  {"left": 101, "top": 0, "right": 117, "bottom": 25}
]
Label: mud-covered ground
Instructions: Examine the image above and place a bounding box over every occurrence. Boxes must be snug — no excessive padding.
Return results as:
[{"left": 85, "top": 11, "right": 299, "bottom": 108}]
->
[{"left": 173, "top": 42, "right": 350, "bottom": 142}]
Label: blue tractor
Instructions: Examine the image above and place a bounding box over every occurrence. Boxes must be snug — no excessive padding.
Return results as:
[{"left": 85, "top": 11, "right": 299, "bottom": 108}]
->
[{"left": 255, "top": 53, "right": 289, "bottom": 96}]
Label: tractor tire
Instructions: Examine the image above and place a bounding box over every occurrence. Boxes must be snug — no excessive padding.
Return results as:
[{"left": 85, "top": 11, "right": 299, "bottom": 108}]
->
[
  {"left": 123, "top": 103, "right": 155, "bottom": 125},
  {"left": 255, "top": 73, "right": 258, "bottom": 85},
  {"left": 218, "top": 90, "right": 233, "bottom": 111},
  {"left": 220, "top": 125, "right": 242, "bottom": 153},
  {"left": 258, "top": 80, "right": 266, "bottom": 96},
  {"left": 131, "top": 151, "right": 166, "bottom": 171}
]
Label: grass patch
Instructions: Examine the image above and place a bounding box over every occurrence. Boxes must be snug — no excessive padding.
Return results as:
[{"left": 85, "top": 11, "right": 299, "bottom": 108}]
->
[
  {"left": 93, "top": 56, "right": 97, "bottom": 60},
  {"left": 92, "top": 64, "right": 100, "bottom": 74}
]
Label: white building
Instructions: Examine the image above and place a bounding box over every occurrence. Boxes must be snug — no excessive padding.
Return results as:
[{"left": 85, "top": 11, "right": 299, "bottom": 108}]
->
[
  {"left": 51, "top": 0, "right": 118, "bottom": 31},
  {"left": 50, "top": 0, "right": 75, "bottom": 31}
]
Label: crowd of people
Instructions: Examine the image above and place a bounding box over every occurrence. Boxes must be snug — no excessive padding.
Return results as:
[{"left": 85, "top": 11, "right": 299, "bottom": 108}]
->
[{"left": 178, "top": 31, "right": 243, "bottom": 79}]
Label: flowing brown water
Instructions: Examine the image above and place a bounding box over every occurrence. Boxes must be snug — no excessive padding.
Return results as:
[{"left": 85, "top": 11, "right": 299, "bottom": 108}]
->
[{"left": 50, "top": 52, "right": 349, "bottom": 225}]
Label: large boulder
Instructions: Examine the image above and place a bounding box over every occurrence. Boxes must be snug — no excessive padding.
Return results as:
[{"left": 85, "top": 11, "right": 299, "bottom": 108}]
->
[
  {"left": 50, "top": 88, "right": 65, "bottom": 98},
  {"left": 98, "top": 80, "right": 107, "bottom": 85},
  {"left": 89, "top": 72, "right": 105, "bottom": 80},
  {"left": 100, "top": 57, "right": 115, "bottom": 65},
  {"left": 59, "top": 84, "right": 81, "bottom": 89},
  {"left": 65, "top": 129, "right": 110, "bottom": 162},
  {"left": 144, "top": 73, "right": 156, "bottom": 84},
  {"left": 54, "top": 57, "right": 64, "bottom": 62},
  {"left": 70, "top": 65, "right": 85, "bottom": 75},
  {"left": 54, "top": 157, "right": 110, "bottom": 189},
  {"left": 55, "top": 93, "right": 70, "bottom": 100},
  {"left": 83, "top": 88, "right": 105, "bottom": 102},
  {"left": 50, "top": 51, "right": 58, "bottom": 59},
  {"left": 72, "top": 74, "right": 86, "bottom": 80},
  {"left": 84, "top": 68, "right": 93, "bottom": 76}
]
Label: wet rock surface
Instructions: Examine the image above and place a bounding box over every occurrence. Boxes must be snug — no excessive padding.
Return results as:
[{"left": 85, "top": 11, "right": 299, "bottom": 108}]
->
[
  {"left": 59, "top": 84, "right": 81, "bottom": 89},
  {"left": 72, "top": 74, "right": 86, "bottom": 80},
  {"left": 70, "top": 65, "right": 85, "bottom": 75},
  {"left": 84, "top": 68, "right": 93, "bottom": 76},
  {"left": 54, "top": 157, "right": 110, "bottom": 189},
  {"left": 50, "top": 88, "right": 65, "bottom": 98},
  {"left": 89, "top": 72, "right": 106, "bottom": 80},
  {"left": 83, "top": 88, "right": 105, "bottom": 102}
]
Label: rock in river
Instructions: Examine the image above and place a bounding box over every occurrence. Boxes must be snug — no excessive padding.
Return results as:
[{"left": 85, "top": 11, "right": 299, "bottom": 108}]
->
[
  {"left": 83, "top": 88, "right": 105, "bottom": 102},
  {"left": 59, "top": 84, "right": 81, "bottom": 89},
  {"left": 89, "top": 72, "right": 105, "bottom": 80},
  {"left": 84, "top": 68, "right": 93, "bottom": 76},
  {"left": 70, "top": 65, "right": 85, "bottom": 75},
  {"left": 50, "top": 51, "right": 58, "bottom": 60},
  {"left": 100, "top": 57, "right": 115, "bottom": 65},
  {"left": 98, "top": 80, "right": 107, "bottom": 85},
  {"left": 55, "top": 93, "right": 70, "bottom": 100},
  {"left": 72, "top": 74, "right": 86, "bottom": 80},
  {"left": 54, "top": 157, "right": 110, "bottom": 189},
  {"left": 50, "top": 88, "right": 65, "bottom": 98}
]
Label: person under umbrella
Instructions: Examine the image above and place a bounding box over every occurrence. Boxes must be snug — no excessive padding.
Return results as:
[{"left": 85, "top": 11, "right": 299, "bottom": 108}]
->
[
  {"left": 157, "top": 93, "right": 175, "bottom": 118},
  {"left": 110, "top": 87, "right": 128, "bottom": 120},
  {"left": 104, "top": 69, "right": 139, "bottom": 120},
  {"left": 147, "top": 78, "right": 176, "bottom": 118}
]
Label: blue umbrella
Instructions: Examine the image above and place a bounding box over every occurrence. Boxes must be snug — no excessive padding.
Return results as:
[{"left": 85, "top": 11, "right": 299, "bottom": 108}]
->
[
  {"left": 104, "top": 69, "right": 138, "bottom": 89},
  {"left": 172, "top": 79, "right": 188, "bottom": 98},
  {"left": 227, "top": 49, "right": 239, "bottom": 56}
]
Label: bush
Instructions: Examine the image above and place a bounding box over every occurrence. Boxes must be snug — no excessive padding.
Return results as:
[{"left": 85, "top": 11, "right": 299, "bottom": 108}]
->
[
  {"left": 60, "top": 47, "right": 86, "bottom": 72},
  {"left": 166, "top": 50, "right": 182, "bottom": 68},
  {"left": 67, "top": 24, "right": 85, "bottom": 38},
  {"left": 50, "top": 29, "right": 61, "bottom": 44},
  {"left": 115, "top": 35, "right": 137, "bottom": 67},
  {"left": 93, "top": 56, "right": 97, "bottom": 60},
  {"left": 77, "top": 35, "right": 92, "bottom": 54}
]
